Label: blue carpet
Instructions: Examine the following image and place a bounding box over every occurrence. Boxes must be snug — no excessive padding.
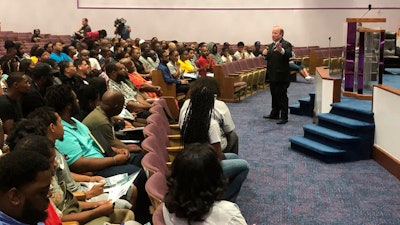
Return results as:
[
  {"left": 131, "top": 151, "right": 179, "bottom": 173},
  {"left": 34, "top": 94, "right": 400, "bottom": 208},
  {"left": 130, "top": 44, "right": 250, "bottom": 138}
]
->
[
  {"left": 227, "top": 81, "right": 400, "bottom": 225},
  {"left": 384, "top": 68, "right": 400, "bottom": 75}
]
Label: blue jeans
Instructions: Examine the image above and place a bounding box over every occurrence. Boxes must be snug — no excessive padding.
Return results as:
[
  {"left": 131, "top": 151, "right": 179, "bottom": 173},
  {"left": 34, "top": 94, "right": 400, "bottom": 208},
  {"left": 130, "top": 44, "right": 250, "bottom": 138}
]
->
[{"left": 221, "top": 153, "right": 249, "bottom": 202}]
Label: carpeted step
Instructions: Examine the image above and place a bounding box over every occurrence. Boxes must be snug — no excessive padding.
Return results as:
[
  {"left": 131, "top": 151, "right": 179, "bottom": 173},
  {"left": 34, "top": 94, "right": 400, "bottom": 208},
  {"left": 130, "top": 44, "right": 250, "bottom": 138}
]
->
[
  {"left": 289, "top": 136, "right": 346, "bottom": 156},
  {"left": 329, "top": 100, "right": 374, "bottom": 123},
  {"left": 303, "top": 124, "right": 360, "bottom": 143},
  {"left": 299, "top": 97, "right": 314, "bottom": 117},
  {"left": 289, "top": 103, "right": 302, "bottom": 115},
  {"left": 303, "top": 124, "right": 359, "bottom": 150},
  {"left": 299, "top": 97, "right": 311, "bottom": 104},
  {"left": 317, "top": 113, "right": 375, "bottom": 131}
]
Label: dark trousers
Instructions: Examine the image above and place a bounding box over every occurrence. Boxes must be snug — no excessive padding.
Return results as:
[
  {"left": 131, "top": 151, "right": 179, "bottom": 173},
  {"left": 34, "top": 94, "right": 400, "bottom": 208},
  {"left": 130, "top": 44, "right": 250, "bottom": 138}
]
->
[{"left": 269, "top": 81, "right": 290, "bottom": 120}]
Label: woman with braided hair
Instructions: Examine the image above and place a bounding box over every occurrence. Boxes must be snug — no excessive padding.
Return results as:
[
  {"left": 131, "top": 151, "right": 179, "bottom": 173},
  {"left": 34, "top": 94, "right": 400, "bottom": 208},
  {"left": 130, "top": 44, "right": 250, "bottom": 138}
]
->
[
  {"left": 179, "top": 79, "right": 249, "bottom": 202},
  {"left": 163, "top": 143, "right": 247, "bottom": 224}
]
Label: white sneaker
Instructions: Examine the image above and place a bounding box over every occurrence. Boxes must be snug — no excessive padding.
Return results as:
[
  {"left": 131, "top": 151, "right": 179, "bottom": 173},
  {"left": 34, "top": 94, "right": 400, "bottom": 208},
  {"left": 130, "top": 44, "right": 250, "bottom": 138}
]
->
[{"left": 305, "top": 76, "right": 314, "bottom": 82}]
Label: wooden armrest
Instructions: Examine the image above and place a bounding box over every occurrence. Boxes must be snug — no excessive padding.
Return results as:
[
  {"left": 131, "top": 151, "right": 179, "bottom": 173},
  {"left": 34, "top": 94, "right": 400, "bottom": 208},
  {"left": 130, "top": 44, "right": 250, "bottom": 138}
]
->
[
  {"left": 62, "top": 222, "right": 79, "bottom": 225},
  {"left": 167, "top": 146, "right": 184, "bottom": 152},
  {"left": 73, "top": 192, "right": 86, "bottom": 201},
  {"left": 169, "top": 124, "right": 180, "bottom": 129},
  {"left": 227, "top": 73, "right": 240, "bottom": 76}
]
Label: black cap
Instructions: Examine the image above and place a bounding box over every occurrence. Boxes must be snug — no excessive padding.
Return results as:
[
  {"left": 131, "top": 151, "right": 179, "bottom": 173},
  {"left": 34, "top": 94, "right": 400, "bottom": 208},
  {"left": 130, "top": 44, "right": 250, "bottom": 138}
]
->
[
  {"left": 33, "top": 63, "right": 59, "bottom": 77},
  {"left": 255, "top": 41, "right": 261, "bottom": 46}
]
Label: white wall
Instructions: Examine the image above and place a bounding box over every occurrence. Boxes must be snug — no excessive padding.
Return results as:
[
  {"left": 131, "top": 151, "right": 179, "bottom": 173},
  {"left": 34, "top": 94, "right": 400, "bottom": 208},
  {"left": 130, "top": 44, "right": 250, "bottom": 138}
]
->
[
  {"left": 0, "top": 0, "right": 399, "bottom": 47},
  {"left": 373, "top": 86, "right": 400, "bottom": 160}
]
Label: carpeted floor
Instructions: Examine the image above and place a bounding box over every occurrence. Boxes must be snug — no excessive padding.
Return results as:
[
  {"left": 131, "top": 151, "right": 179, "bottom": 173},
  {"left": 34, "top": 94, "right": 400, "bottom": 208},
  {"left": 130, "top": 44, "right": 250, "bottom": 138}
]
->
[{"left": 227, "top": 78, "right": 400, "bottom": 225}]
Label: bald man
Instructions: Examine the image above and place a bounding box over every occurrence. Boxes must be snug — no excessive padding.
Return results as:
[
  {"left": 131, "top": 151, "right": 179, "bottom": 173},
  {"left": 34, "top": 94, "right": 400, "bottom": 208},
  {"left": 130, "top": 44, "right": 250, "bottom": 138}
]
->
[
  {"left": 262, "top": 26, "right": 293, "bottom": 125},
  {"left": 83, "top": 90, "right": 142, "bottom": 153}
]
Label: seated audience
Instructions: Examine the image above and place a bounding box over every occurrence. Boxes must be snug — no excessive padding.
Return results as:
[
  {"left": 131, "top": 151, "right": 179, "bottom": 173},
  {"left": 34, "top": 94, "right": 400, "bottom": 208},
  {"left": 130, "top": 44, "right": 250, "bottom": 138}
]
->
[
  {"left": 106, "top": 61, "right": 152, "bottom": 118},
  {"left": 233, "top": 41, "right": 250, "bottom": 60},
  {"left": 0, "top": 45, "right": 18, "bottom": 75},
  {"left": 0, "top": 150, "right": 52, "bottom": 225},
  {"left": 131, "top": 48, "right": 150, "bottom": 76},
  {"left": 74, "top": 58, "right": 91, "bottom": 84},
  {"left": 178, "top": 48, "right": 197, "bottom": 74},
  {"left": 44, "top": 84, "right": 152, "bottom": 223},
  {"left": 50, "top": 41, "right": 72, "bottom": 63},
  {"left": 31, "top": 28, "right": 42, "bottom": 42},
  {"left": 197, "top": 44, "right": 215, "bottom": 77},
  {"left": 83, "top": 90, "right": 143, "bottom": 152},
  {"left": 208, "top": 42, "right": 223, "bottom": 64},
  {"left": 74, "top": 84, "right": 100, "bottom": 121},
  {"left": 179, "top": 82, "right": 249, "bottom": 202},
  {"left": 21, "top": 63, "right": 57, "bottom": 117},
  {"left": 146, "top": 49, "right": 159, "bottom": 70},
  {"left": 120, "top": 58, "right": 162, "bottom": 98},
  {"left": 167, "top": 50, "right": 182, "bottom": 79},
  {"left": 163, "top": 143, "right": 247, "bottom": 224},
  {"left": 158, "top": 49, "right": 189, "bottom": 93},
  {"left": 290, "top": 51, "right": 314, "bottom": 81},
  {"left": 58, "top": 61, "right": 84, "bottom": 92},
  {"left": 7, "top": 108, "right": 135, "bottom": 211},
  {"left": 221, "top": 46, "right": 233, "bottom": 63},
  {"left": 0, "top": 72, "right": 30, "bottom": 134},
  {"left": 45, "top": 84, "right": 142, "bottom": 176},
  {"left": 253, "top": 41, "right": 263, "bottom": 57},
  {"left": 183, "top": 77, "right": 239, "bottom": 154},
  {"left": 13, "top": 135, "right": 137, "bottom": 225}
]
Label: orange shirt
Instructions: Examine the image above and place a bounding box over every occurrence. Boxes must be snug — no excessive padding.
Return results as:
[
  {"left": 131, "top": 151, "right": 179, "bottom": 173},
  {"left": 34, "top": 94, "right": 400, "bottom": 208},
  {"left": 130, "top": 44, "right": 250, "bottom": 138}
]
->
[{"left": 128, "top": 72, "right": 158, "bottom": 98}]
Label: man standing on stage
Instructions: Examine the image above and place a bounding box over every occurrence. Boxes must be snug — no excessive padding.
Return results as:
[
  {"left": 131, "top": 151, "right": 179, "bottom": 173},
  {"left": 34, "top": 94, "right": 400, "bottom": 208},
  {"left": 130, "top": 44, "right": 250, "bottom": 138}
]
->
[{"left": 263, "top": 26, "right": 293, "bottom": 124}]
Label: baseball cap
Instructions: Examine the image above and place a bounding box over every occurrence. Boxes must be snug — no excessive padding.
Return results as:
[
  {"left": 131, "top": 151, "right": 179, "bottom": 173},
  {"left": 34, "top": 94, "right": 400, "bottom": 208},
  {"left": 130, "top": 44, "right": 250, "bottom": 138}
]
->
[{"left": 33, "top": 63, "right": 59, "bottom": 77}]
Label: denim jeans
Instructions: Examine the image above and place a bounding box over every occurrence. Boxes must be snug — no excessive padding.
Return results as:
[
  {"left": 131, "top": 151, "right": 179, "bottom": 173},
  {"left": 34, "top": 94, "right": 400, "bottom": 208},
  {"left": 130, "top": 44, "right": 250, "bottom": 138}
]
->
[{"left": 221, "top": 153, "right": 249, "bottom": 202}]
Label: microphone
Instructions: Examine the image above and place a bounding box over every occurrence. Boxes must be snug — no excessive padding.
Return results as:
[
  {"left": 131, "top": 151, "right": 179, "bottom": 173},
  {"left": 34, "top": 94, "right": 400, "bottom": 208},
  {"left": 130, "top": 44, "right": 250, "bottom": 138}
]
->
[
  {"left": 328, "top": 37, "right": 332, "bottom": 72},
  {"left": 360, "top": 4, "right": 372, "bottom": 18}
]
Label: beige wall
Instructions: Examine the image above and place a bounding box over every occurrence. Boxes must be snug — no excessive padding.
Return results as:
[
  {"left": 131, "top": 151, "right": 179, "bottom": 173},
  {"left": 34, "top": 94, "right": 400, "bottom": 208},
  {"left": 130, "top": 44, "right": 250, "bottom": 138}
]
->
[{"left": 0, "top": 0, "right": 399, "bottom": 47}]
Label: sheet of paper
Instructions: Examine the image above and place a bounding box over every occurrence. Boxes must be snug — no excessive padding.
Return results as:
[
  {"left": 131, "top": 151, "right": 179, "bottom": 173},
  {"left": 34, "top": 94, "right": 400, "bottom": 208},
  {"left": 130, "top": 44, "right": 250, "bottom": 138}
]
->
[{"left": 106, "top": 170, "right": 141, "bottom": 203}]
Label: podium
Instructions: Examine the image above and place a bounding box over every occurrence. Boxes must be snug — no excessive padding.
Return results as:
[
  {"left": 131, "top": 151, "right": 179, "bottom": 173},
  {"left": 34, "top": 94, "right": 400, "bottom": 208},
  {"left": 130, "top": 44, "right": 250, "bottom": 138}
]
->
[{"left": 344, "top": 18, "right": 385, "bottom": 94}]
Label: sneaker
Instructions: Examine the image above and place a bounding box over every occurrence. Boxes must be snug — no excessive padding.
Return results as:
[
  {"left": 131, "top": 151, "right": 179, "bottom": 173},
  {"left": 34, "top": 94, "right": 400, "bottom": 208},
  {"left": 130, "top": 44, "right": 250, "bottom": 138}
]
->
[{"left": 305, "top": 76, "right": 314, "bottom": 82}]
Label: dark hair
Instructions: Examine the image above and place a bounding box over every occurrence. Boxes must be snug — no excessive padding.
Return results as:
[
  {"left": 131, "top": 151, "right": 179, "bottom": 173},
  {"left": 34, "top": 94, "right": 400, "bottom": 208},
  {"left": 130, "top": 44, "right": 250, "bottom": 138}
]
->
[
  {"left": 13, "top": 135, "right": 55, "bottom": 159},
  {"left": 19, "top": 59, "right": 33, "bottom": 75},
  {"left": 105, "top": 61, "right": 118, "bottom": 75},
  {"left": 43, "top": 42, "right": 53, "bottom": 52},
  {"left": 5, "top": 72, "right": 25, "bottom": 87},
  {"left": 58, "top": 61, "right": 71, "bottom": 74},
  {"left": 45, "top": 85, "right": 74, "bottom": 115},
  {"left": 164, "top": 143, "right": 227, "bottom": 223},
  {"left": 30, "top": 44, "right": 40, "bottom": 56},
  {"left": 35, "top": 47, "right": 46, "bottom": 58},
  {"left": 27, "top": 107, "right": 57, "bottom": 127},
  {"left": 6, "top": 119, "right": 47, "bottom": 151},
  {"left": 181, "top": 85, "right": 215, "bottom": 145},
  {"left": 75, "top": 84, "right": 99, "bottom": 113},
  {"left": 191, "top": 77, "right": 221, "bottom": 97},
  {"left": 73, "top": 58, "right": 89, "bottom": 68},
  {"left": 0, "top": 151, "right": 50, "bottom": 193},
  {"left": 89, "top": 76, "right": 107, "bottom": 98},
  {"left": 237, "top": 41, "right": 244, "bottom": 47}
]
